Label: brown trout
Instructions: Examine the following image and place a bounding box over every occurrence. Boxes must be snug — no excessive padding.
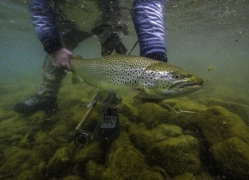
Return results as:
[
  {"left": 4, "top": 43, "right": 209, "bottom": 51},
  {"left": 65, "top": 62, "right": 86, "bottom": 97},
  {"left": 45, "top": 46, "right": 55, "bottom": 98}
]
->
[{"left": 70, "top": 54, "right": 203, "bottom": 99}]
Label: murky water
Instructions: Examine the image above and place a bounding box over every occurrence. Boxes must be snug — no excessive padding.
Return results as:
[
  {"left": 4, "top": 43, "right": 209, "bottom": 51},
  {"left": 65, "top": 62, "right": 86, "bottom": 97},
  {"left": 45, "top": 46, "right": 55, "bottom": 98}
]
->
[{"left": 0, "top": 0, "right": 249, "bottom": 179}]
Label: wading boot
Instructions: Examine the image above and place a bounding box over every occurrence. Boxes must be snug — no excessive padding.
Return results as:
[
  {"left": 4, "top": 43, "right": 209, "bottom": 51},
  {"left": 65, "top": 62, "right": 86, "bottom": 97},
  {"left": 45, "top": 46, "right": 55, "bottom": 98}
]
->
[
  {"left": 98, "top": 108, "right": 120, "bottom": 144},
  {"left": 12, "top": 95, "right": 57, "bottom": 115}
]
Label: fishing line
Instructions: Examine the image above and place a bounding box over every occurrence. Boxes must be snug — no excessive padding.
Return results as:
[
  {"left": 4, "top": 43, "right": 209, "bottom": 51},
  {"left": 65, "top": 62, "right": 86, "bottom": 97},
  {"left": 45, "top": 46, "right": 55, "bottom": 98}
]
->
[{"left": 128, "top": 40, "right": 139, "bottom": 55}]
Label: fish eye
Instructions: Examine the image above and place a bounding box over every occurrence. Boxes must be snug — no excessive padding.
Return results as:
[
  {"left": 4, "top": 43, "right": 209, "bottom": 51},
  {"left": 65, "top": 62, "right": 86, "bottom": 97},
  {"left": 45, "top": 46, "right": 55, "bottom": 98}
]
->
[{"left": 174, "top": 75, "right": 180, "bottom": 79}]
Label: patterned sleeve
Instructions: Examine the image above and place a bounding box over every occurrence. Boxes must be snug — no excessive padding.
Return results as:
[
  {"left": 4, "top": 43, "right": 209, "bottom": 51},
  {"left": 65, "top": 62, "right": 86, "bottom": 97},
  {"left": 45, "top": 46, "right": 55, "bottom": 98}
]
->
[
  {"left": 30, "top": 0, "right": 63, "bottom": 54},
  {"left": 131, "top": 0, "right": 167, "bottom": 59}
]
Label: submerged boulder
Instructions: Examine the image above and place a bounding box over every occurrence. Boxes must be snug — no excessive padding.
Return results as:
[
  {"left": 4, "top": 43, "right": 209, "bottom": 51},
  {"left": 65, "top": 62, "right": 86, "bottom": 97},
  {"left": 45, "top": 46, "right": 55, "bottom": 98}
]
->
[
  {"left": 129, "top": 123, "right": 182, "bottom": 151},
  {"left": 205, "top": 98, "right": 249, "bottom": 125},
  {"left": 0, "top": 147, "right": 41, "bottom": 179},
  {"left": 211, "top": 137, "right": 249, "bottom": 179},
  {"left": 147, "top": 135, "right": 201, "bottom": 177},
  {"left": 46, "top": 147, "right": 72, "bottom": 178},
  {"left": 102, "top": 132, "right": 170, "bottom": 180},
  {"left": 198, "top": 106, "right": 249, "bottom": 179},
  {"left": 73, "top": 141, "right": 104, "bottom": 170},
  {"left": 140, "top": 103, "right": 170, "bottom": 128},
  {"left": 199, "top": 106, "right": 249, "bottom": 145}
]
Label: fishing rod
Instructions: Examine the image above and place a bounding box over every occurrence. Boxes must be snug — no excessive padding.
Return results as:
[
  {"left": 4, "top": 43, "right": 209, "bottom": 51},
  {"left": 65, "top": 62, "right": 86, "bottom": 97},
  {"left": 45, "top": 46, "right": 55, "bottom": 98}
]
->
[{"left": 68, "top": 40, "right": 139, "bottom": 148}]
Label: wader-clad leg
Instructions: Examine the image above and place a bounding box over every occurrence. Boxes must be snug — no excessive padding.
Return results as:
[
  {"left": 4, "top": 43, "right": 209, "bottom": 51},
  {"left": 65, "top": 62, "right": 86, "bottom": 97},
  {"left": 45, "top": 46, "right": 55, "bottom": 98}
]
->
[
  {"left": 12, "top": 56, "right": 64, "bottom": 116},
  {"left": 12, "top": 30, "right": 92, "bottom": 115},
  {"left": 38, "top": 55, "right": 66, "bottom": 98},
  {"left": 38, "top": 29, "right": 92, "bottom": 97}
]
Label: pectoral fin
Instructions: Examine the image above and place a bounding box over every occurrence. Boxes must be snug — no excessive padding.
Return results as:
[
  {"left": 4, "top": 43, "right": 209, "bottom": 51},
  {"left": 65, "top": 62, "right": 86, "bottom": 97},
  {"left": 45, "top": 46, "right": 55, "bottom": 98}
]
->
[{"left": 72, "top": 73, "right": 84, "bottom": 84}]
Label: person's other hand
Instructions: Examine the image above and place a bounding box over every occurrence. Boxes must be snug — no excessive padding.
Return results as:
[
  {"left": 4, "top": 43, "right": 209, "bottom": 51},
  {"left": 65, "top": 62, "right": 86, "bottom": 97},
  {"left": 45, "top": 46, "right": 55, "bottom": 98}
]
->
[{"left": 50, "top": 48, "right": 73, "bottom": 70}]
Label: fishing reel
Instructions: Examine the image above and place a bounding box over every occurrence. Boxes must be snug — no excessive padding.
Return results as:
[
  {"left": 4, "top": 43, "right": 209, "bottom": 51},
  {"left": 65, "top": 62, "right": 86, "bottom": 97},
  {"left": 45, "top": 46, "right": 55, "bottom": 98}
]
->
[
  {"left": 68, "top": 92, "right": 101, "bottom": 149},
  {"left": 68, "top": 131, "right": 91, "bottom": 148}
]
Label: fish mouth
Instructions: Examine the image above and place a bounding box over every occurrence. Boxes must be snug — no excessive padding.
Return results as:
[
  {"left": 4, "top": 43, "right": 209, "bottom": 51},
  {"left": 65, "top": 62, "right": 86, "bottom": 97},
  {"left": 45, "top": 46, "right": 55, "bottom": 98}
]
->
[{"left": 169, "top": 82, "right": 203, "bottom": 91}]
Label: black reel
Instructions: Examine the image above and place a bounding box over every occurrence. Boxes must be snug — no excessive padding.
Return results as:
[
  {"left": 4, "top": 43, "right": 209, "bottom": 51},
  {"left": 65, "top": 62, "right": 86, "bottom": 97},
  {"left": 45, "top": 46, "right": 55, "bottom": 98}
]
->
[{"left": 74, "top": 132, "right": 91, "bottom": 148}]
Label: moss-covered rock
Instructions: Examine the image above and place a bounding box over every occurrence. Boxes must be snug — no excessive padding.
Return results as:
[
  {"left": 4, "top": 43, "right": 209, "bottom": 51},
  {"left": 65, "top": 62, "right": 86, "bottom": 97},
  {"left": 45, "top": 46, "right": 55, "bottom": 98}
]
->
[
  {"left": 140, "top": 103, "right": 170, "bottom": 128},
  {"left": 198, "top": 106, "right": 249, "bottom": 145},
  {"left": 172, "top": 172, "right": 213, "bottom": 180},
  {"left": 62, "top": 175, "right": 84, "bottom": 180},
  {"left": 29, "top": 110, "right": 48, "bottom": 126},
  {"left": 73, "top": 141, "right": 104, "bottom": 170},
  {"left": 129, "top": 123, "right": 182, "bottom": 151},
  {"left": 211, "top": 137, "right": 249, "bottom": 179},
  {"left": 147, "top": 135, "right": 201, "bottom": 177},
  {"left": 172, "top": 173, "right": 196, "bottom": 180},
  {"left": 17, "top": 162, "right": 46, "bottom": 180},
  {"left": 204, "top": 98, "right": 249, "bottom": 124},
  {"left": 129, "top": 123, "right": 154, "bottom": 151},
  {"left": 151, "top": 124, "right": 182, "bottom": 141},
  {"left": 84, "top": 160, "right": 105, "bottom": 180},
  {"left": 102, "top": 132, "right": 169, "bottom": 180},
  {"left": 0, "top": 147, "right": 41, "bottom": 179},
  {"left": 49, "top": 121, "right": 70, "bottom": 143},
  {"left": 46, "top": 147, "right": 72, "bottom": 177},
  {"left": 160, "top": 98, "right": 207, "bottom": 113},
  {"left": 198, "top": 106, "right": 249, "bottom": 179},
  {"left": 0, "top": 115, "right": 29, "bottom": 146},
  {"left": 119, "top": 99, "right": 140, "bottom": 123},
  {"left": 34, "top": 131, "right": 57, "bottom": 147}
]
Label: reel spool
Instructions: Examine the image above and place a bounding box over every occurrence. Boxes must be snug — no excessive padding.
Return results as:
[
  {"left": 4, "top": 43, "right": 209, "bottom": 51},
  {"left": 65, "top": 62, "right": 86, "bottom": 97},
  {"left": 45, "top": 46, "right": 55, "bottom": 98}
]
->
[{"left": 74, "top": 131, "right": 91, "bottom": 148}]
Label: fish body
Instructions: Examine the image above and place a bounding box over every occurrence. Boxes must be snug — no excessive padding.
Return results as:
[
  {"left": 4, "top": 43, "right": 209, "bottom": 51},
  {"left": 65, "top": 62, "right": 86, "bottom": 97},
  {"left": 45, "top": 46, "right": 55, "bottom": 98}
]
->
[{"left": 70, "top": 54, "right": 203, "bottom": 99}]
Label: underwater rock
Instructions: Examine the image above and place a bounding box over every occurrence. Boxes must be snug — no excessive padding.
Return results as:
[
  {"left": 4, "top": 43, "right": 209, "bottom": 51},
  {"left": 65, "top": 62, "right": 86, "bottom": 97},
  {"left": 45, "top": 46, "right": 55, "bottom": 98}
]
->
[
  {"left": 205, "top": 98, "right": 249, "bottom": 125},
  {"left": 29, "top": 110, "right": 48, "bottom": 126},
  {"left": 49, "top": 121, "right": 70, "bottom": 143},
  {"left": 161, "top": 98, "right": 207, "bottom": 113},
  {"left": 129, "top": 123, "right": 154, "bottom": 151},
  {"left": 62, "top": 175, "right": 84, "bottom": 180},
  {"left": 119, "top": 100, "right": 140, "bottom": 123},
  {"left": 0, "top": 147, "right": 41, "bottom": 179},
  {"left": 198, "top": 106, "right": 249, "bottom": 179},
  {"left": 17, "top": 170, "right": 44, "bottom": 180},
  {"left": 9, "top": 134, "right": 23, "bottom": 146},
  {"left": 172, "top": 173, "right": 196, "bottom": 180},
  {"left": 211, "top": 137, "right": 249, "bottom": 179},
  {"left": 34, "top": 131, "right": 57, "bottom": 148},
  {"left": 46, "top": 147, "right": 72, "bottom": 178},
  {"left": 119, "top": 113, "right": 133, "bottom": 131},
  {"left": 147, "top": 135, "right": 201, "bottom": 177},
  {"left": 33, "top": 131, "right": 57, "bottom": 161},
  {"left": 140, "top": 102, "right": 170, "bottom": 128},
  {"left": 73, "top": 141, "right": 104, "bottom": 171},
  {"left": 84, "top": 160, "right": 105, "bottom": 180},
  {"left": 18, "top": 132, "right": 32, "bottom": 149},
  {"left": 198, "top": 106, "right": 249, "bottom": 146},
  {"left": 172, "top": 172, "right": 213, "bottom": 180},
  {"left": 129, "top": 123, "right": 182, "bottom": 151},
  {"left": 97, "top": 131, "right": 169, "bottom": 180},
  {"left": 102, "top": 132, "right": 170, "bottom": 180},
  {"left": 0, "top": 114, "right": 29, "bottom": 146},
  {"left": 151, "top": 124, "right": 182, "bottom": 141},
  {"left": 16, "top": 162, "right": 46, "bottom": 180}
]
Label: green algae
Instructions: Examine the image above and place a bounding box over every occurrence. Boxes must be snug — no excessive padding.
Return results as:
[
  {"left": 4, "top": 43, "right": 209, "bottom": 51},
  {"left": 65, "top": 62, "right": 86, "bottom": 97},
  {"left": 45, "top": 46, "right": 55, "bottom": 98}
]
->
[
  {"left": 147, "top": 135, "right": 202, "bottom": 177},
  {"left": 1, "top": 76, "right": 249, "bottom": 180},
  {"left": 211, "top": 137, "right": 249, "bottom": 179}
]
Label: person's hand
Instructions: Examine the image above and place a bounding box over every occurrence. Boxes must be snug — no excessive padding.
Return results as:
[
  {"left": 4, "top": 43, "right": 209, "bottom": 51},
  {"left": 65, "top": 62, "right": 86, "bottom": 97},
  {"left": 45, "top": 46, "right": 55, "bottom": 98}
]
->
[{"left": 50, "top": 48, "right": 73, "bottom": 70}]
